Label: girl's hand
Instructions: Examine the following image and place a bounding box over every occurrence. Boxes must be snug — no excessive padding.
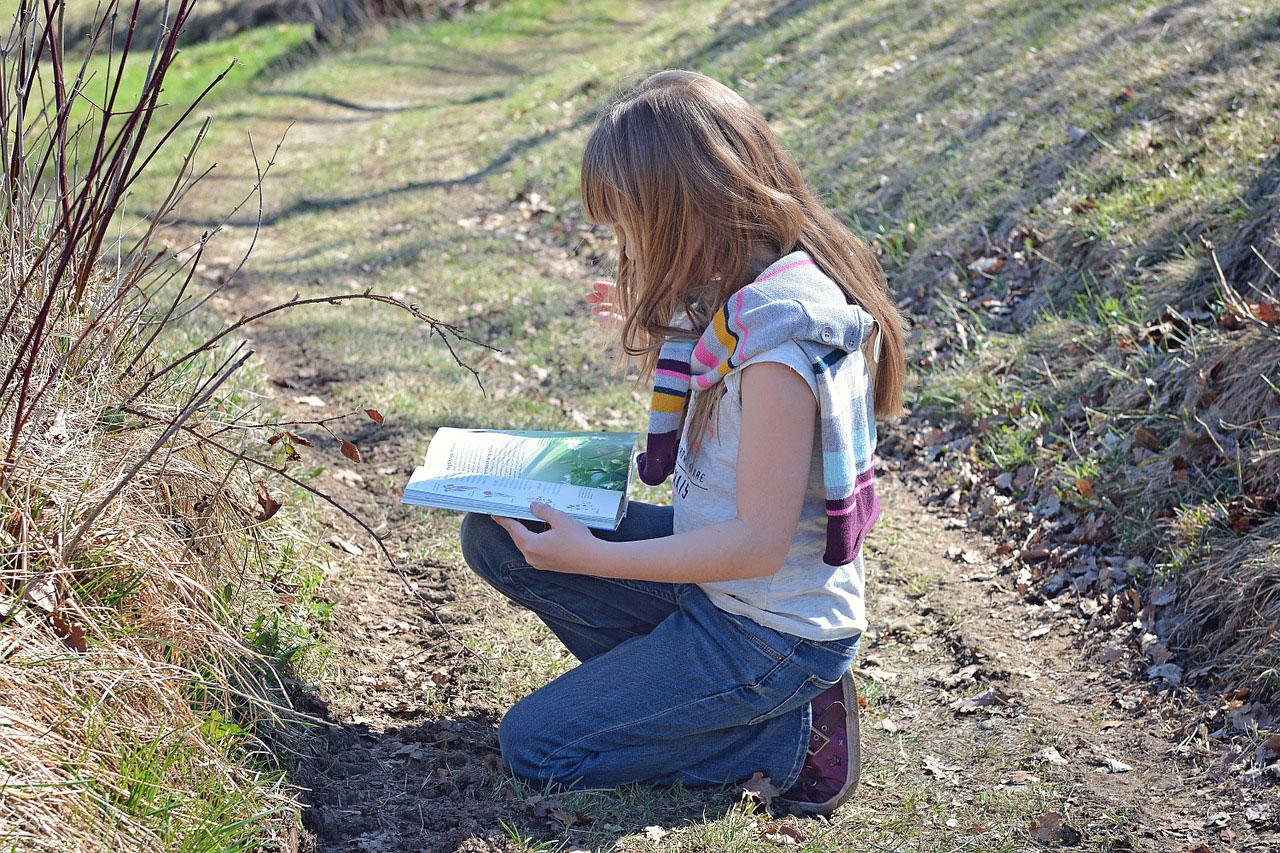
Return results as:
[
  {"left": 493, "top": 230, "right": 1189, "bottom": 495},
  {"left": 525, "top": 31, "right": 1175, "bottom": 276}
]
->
[
  {"left": 491, "top": 501, "right": 598, "bottom": 574},
  {"left": 586, "top": 280, "right": 624, "bottom": 330}
]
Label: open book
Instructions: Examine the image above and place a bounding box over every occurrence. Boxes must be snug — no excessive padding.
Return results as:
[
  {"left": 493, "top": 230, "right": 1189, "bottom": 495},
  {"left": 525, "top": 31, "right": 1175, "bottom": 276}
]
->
[{"left": 402, "top": 428, "right": 639, "bottom": 530}]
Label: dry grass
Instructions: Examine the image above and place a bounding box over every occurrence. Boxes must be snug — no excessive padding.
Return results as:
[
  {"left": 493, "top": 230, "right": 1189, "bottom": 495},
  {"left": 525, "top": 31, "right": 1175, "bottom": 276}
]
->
[
  {"left": 0, "top": 2, "right": 319, "bottom": 848},
  {"left": 0, "top": 268, "right": 313, "bottom": 851}
]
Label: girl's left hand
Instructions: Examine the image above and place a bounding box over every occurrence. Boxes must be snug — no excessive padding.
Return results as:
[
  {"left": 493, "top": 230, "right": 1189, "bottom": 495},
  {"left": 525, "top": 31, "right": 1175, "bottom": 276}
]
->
[
  {"left": 585, "top": 280, "right": 625, "bottom": 330},
  {"left": 491, "top": 501, "right": 597, "bottom": 574}
]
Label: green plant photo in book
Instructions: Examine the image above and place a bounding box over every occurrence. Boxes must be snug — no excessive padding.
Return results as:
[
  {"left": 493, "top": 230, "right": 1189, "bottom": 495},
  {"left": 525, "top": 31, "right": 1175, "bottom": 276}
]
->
[{"left": 401, "top": 429, "right": 639, "bottom": 530}]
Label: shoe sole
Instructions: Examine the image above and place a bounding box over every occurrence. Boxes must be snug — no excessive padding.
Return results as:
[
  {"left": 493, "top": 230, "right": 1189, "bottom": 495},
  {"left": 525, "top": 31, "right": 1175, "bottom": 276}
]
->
[{"left": 778, "top": 668, "right": 861, "bottom": 817}]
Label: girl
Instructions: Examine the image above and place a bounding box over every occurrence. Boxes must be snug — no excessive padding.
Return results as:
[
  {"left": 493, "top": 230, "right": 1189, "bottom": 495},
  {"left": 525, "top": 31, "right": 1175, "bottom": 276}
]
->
[{"left": 460, "top": 69, "right": 905, "bottom": 816}]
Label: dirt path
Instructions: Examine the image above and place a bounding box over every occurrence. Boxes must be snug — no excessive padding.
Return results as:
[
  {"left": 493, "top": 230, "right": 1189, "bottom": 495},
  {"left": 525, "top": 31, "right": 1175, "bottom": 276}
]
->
[{"left": 176, "top": 8, "right": 1275, "bottom": 851}]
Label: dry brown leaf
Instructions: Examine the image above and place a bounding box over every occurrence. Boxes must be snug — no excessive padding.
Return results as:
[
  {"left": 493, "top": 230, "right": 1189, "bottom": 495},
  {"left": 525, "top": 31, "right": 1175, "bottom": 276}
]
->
[
  {"left": 1035, "top": 746, "right": 1069, "bottom": 766},
  {"left": 255, "top": 484, "right": 282, "bottom": 522},
  {"left": 774, "top": 824, "right": 807, "bottom": 843},
  {"left": 332, "top": 469, "right": 365, "bottom": 487},
  {"left": 1134, "top": 425, "right": 1161, "bottom": 451},
  {"left": 49, "top": 612, "right": 87, "bottom": 653},
  {"left": 1251, "top": 300, "right": 1280, "bottom": 324},
  {"left": 341, "top": 440, "right": 362, "bottom": 463},
  {"left": 365, "top": 408, "right": 385, "bottom": 424},
  {"left": 1029, "top": 812, "right": 1082, "bottom": 845}
]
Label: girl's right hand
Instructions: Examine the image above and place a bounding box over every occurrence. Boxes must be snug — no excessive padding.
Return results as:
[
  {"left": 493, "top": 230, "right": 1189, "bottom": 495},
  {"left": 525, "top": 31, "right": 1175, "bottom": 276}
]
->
[{"left": 586, "top": 280, "right": 624, "bottom": 330}]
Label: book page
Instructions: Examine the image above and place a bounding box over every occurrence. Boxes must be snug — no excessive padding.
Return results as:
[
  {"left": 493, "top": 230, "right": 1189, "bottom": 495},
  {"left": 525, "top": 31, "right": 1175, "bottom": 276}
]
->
[
  {"left": 403, "top": 469, "right": 621, "bottom": 522},
  {"left": 404, "top": 429, "right": 638, "bottom": 529},
  {"left": 423, "top": 429, "right": 635, "bottom": 492}
]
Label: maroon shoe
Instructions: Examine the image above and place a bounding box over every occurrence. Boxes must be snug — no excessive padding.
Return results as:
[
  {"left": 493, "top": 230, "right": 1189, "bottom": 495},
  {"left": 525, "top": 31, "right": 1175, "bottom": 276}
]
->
[{"left": 777, "top": 669, "right": 861, "bottom": 816}]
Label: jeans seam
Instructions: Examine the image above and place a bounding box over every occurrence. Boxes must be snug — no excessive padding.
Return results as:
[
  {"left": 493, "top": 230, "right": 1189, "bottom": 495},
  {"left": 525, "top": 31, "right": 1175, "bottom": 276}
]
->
[
  {"left": 779, "top": 700, "right": 812, "bottom": 792},
  {"left": 746, "top": 673, "right": 821, "bottom": 727}
]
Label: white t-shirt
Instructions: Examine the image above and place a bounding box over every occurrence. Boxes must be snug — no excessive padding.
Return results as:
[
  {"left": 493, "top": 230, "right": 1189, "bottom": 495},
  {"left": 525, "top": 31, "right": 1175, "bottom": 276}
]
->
[{"left": 671, "top": 340, "right": 868, "bottom": 641}]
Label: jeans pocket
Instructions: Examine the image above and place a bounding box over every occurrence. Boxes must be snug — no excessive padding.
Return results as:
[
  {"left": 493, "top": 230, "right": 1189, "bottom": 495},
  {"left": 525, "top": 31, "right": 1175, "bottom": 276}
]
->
[{"left": 725, "top": 612, "right": 795, "bottom": 662}]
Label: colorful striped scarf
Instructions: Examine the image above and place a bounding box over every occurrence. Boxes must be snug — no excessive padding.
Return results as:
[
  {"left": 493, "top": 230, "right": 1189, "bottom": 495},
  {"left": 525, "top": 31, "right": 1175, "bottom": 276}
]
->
[{"left": 638, "top": 251, "right": 882, "bottom": 566}]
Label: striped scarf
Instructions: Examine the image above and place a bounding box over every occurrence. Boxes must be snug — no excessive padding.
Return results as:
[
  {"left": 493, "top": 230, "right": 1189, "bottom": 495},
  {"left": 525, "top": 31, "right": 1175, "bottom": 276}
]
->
[{"left": 637, "top": 251, "right": 882, "bottom": 566}]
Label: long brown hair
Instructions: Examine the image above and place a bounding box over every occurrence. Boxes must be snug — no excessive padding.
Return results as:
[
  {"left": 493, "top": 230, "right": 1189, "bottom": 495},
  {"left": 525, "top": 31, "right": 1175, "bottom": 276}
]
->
[{"left": 581, "top": 70, "right": 906, "bottom": 452}]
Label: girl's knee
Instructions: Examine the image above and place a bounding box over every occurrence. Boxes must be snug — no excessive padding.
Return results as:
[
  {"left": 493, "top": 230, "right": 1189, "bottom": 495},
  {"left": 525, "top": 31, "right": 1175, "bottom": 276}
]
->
[
  {"left": 498, "top": 695, "right": 552, "bottom": 781},
  {"left": 498, "top": 691, "right": 589, "bottom": 784}
]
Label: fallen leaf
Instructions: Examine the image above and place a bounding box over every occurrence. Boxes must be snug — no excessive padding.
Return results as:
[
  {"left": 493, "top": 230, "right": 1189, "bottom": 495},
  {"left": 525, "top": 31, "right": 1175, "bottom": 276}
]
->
[
  {"left": 737, "top": 771, "right": 781, "bottom": 805},
  {"left": 968, "top": 256, "right": 1006, "bottom": 276},
  {"left": 1150, "top": 583, "right": 1177, "bottom": 607},
  {"left": 24, "top": 575, "right": 57, "bottom": 613},
  {"left": 774, "top": 824, "right": 807, "bottom": 843},
  {"left": 49, "top": 612, "right": 88, "bottom": 653},
  {"left": 329, "top": 537, "right": 364, "bottom": 556},
  {"left": 920, "top": 426, "right": 946, "bottom": 446},
  {"left": 942, "top": 663, "right": 981, "bottom": 688},
  {"left": 255, "top": 484, "right": 282, "bottom": 522},
  {"left": 294, "top": 395, "right": 326, "bottom": 408},
  {"left": 45, "top": 410, "right": 69, "bottom": 442},
  {"left": 341, "top": 440, "right": 363, "bottom": 463},
  {"left": 332, "top": 469, "right": 365, "bottom": 487},
  {"left": 1252, "top": 300, "right": 1280, "bottom": 324},
  {"left": 1102, "top": 757, "right": 1133, "bottom": 773},
  {"left": 1262, "top": 733, "right": 1280, "bottom": 755},
  {"left": 1035, "top": 746, "right": 1069, "bottom": 766},
  {"left": 1245, "top": 802, "right": 1273, "bottom": 824},
  {"left": 762, "top": 820, "right": 807, "bottom": 844},
  {"left": 953, "top": 687, "right": 1013, "bottom": 715},
  {"left": 922, "top": 754, "right": 961, "bottom": 779},
  {"left": 1147, "top": 663, "right": 1182, "bottom": 686},
  {"left": 1029, "top": 811, "right": 1082, "bottom": 845},
  {"left": 1135, "top": 425, "right": 1161, "bottom": 451},
  {"left": 365, "top": 408, "right": 385, "bottom": 424}
]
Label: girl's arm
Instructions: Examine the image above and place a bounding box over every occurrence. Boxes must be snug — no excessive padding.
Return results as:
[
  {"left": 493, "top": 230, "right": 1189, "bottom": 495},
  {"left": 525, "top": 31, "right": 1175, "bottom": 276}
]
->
[{"left": 492, "top": 361, "right": 817, "bottom": 582}]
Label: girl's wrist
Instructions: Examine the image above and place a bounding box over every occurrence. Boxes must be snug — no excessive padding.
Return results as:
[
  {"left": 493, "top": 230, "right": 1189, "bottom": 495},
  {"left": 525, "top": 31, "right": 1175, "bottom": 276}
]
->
[{"left": 576, "top": 534, "right": 611, "bottom": 575}]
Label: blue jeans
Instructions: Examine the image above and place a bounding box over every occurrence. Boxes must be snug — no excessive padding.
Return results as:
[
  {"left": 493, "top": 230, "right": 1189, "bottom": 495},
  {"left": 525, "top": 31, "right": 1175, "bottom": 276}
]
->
[{"left": 458, "top": 502, "right": 861, "bottom": 791}]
